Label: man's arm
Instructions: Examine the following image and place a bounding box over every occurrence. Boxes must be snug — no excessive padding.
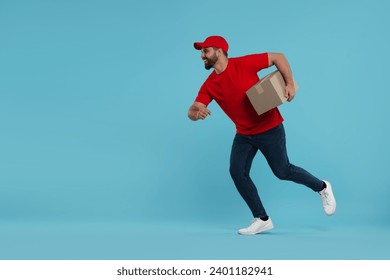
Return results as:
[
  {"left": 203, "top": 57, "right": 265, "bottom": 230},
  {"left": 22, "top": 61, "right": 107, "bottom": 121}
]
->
[
  {"left": 268, "top": 52, "right": 295, "bottom": 102},
  {"left": 188, "top": 101, "right": 211, "bottom": 121}
]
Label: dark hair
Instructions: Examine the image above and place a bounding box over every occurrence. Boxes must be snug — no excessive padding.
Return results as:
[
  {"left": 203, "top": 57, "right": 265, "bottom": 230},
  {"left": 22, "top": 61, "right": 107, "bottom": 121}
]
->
[{"left": 212, "top": 47, "right": 228, "bottom": 58}]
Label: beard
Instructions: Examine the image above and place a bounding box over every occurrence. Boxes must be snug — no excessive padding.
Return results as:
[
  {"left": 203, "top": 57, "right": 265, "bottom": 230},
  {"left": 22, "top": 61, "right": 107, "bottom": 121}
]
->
[{"left": 204, "top": 53, "right": 218, "bottom": 70}]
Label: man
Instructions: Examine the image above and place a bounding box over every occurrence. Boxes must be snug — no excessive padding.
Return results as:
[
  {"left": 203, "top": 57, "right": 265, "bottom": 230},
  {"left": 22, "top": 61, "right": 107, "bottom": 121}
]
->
[{"left": 188, "top": 35, "right": 336, "bottom": 235}]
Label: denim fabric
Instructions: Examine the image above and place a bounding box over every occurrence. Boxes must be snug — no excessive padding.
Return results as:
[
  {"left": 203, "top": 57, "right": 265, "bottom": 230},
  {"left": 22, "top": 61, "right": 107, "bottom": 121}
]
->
[{"left": 229, "top": 123, "right": 323, "bottom": 218}]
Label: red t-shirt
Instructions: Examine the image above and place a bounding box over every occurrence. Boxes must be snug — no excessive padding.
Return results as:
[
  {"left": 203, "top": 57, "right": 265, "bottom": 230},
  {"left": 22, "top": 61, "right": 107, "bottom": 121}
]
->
[{"left": 195, "top": 53, "right": 284, "bottom": 135}]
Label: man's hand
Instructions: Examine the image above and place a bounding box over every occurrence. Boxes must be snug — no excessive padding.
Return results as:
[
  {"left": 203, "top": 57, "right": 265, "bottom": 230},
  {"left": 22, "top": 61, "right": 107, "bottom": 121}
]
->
[
  {"left": 188, "top": 102, "right": 211, "bottom": 121},
  {"left": 285, "top": 83, "right": 296, "bottom": 102},
  {"left": 196, "top": 106, "right": 211, "bottom": 120}
]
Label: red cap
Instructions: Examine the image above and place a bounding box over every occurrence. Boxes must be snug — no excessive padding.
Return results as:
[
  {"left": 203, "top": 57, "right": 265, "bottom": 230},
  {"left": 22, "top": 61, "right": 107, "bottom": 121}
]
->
[{"left": 194, "top": 36, "right": 229, "bottom": 53}]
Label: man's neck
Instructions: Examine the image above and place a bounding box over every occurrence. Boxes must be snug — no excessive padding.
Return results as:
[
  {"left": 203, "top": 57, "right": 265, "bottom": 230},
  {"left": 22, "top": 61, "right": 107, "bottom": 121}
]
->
[{"left": 213, "top": 57, "right": 228, "bottom": 74}]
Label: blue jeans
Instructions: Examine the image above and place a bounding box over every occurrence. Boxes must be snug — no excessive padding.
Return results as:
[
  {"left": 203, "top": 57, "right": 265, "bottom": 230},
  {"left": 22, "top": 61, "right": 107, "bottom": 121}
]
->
[{"left": 229, "top": 123, "right": 323, "bottom": 218}]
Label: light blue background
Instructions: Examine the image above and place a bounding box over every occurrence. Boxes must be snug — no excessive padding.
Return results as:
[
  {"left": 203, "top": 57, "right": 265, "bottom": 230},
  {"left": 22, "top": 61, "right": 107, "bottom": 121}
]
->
[{"left": 0, "top": 0, "right": 389, "bottom": 259}]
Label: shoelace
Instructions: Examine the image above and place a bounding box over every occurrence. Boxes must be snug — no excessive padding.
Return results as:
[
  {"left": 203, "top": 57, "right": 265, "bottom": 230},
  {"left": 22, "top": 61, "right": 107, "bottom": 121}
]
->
[
  {"left": 319, "top": 190, "right": 331, "bottom": 206},
  {"left": 319, "top": 190, "right": 328, "bottom": 198}
]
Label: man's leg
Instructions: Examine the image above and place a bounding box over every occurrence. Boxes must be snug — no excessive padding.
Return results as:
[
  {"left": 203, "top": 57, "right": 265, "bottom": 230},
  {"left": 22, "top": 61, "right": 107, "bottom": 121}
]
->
[
  {"left": 254, "top": 124, "right": 336, "bottom": 215},
  {"left": 229, "top": 134, "right": 268, "bottom": 218},
  {"left": 255, "top": 124, "right": 323, "bottom": 191},
  {"left": 230, "top": 134, "right": 275, "bottom": 234}
]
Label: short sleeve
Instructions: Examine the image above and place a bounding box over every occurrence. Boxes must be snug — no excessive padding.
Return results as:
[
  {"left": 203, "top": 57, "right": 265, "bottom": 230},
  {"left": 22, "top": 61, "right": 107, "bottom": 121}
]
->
[
  {"left": 238, "top": 53, "right": 269, "bottom": 73},
  {"left": 194, "top": 81, "right": 213, "bottom": 106}
]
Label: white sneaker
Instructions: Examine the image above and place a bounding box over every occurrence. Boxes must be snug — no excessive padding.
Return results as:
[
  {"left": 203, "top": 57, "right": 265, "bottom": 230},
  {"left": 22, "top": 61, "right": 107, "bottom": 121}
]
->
[
  {"left": 319, "top": 180, "right": 336, "bottom": 216},
  {"left": 238, "top": 218, "right": 274, "bottom": 235}
]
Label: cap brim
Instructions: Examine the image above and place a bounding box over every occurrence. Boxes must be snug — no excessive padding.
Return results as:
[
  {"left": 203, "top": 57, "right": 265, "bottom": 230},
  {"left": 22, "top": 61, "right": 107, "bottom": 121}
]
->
[{"left": 194, "top": 42, "right": 206, "bottom": 50}]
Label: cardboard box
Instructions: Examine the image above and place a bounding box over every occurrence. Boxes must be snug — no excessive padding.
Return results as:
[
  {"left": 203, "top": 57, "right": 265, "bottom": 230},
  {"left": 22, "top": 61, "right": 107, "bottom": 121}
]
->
[{"left": 246, "top": 70, "right": 298, "bottom": 115}]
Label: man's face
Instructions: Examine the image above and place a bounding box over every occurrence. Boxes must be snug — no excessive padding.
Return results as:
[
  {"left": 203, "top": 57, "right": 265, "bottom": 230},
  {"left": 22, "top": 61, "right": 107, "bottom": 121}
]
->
[{"left": 201, "top": 47, "right": 218, "bottom": 70}]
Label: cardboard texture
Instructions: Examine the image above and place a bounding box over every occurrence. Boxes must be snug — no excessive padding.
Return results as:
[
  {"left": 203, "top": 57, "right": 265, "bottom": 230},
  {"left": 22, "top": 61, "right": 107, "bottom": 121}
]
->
[{"left": 246, "top": 70, "right": 299, "bottom": 115}]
